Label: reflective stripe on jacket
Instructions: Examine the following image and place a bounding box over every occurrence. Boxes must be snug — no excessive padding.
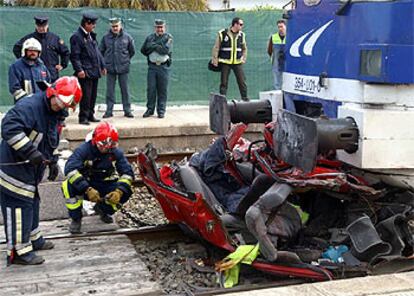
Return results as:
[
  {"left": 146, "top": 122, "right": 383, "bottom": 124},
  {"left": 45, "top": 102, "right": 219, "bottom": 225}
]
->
[
  {"left": 13, "top": 31, "right": 70, "bottom": 82},
  {"left": 0, "top": 93, "right": 61, "bottom": 201},
  {"left": 218, "top": 29, "right": 246, "bottom": 65},
  {"left": 64, "top": 141, "right": 134, "bottom": 195},
  {"left": 8, "top": 58, "right": 50, "bottom": 102}
]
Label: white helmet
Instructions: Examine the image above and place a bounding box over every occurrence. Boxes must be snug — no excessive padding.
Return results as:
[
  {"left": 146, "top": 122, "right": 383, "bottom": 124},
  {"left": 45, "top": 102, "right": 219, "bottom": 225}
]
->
[{"left": 21, "top": 38, "right": 42, "bottom": 57}]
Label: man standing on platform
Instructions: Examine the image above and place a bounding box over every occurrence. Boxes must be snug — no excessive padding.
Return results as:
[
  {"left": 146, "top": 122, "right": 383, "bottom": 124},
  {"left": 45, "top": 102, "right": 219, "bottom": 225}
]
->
[
  {"left": 13, "top": 16, "right": 70, "bottom": 83},
  {"left": 140, "top": 19, "right": 173, "bottom": 119},
  {"left": 100, "top": 18, "right": 135, "bottom": 118},
  {"left": 70, "top": 12, "right": 106, "bottom": 125},
  {"left": 212, "top": 17, "right": 248, "bottom": 101},
  {"left": 267, "top": 19, "right": 286, "bottom": 90},
  {"left": 8, "top": 38, "right": 50, "bottom": 103}
]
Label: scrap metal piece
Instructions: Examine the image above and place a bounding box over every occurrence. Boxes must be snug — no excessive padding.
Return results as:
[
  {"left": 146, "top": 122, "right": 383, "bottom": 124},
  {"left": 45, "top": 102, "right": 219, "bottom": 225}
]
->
[
  {"left": 376, "top": 214, "right": 408, "bottom": 257},
  {"left": 346, "top": 214, "right": 392, "bottom": 263},
  {"left": 228, "top": 99, "right": 272, "bottom": 125},
  {"left": 209, "top": 93, "right": 231, "bottom": 135},
  {"left": 316, "top": 116, "right": 359, "bottom": 154},
  {"left": 370, "top": 255, "right": 414, "bottom": 275},
  {"left": 209, "top": 93, "right": 273, "bottom": 135},
  {"left": 274, "top": 110, "right": 318, "bottom": 172},
  {"left": 274, "top": 110, "right": 359, "bottom": 172}
]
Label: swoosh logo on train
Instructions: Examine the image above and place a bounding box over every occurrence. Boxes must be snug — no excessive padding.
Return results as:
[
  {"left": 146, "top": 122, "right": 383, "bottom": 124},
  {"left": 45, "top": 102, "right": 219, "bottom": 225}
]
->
[{"left": 289, "top": 20, "right": 334, "bottom": 57}]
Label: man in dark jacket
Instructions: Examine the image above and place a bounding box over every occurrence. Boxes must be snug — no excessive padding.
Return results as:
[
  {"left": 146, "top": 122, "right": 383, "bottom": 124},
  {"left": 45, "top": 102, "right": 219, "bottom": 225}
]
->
[
  {"left": 0, "top": 76, "right": 82, "bottom": 265},
  {"left": 13, "top": 16, "right": 70, "bottom": 83},
  {"left": 100, "top": 18, "right": 135, "bottom": 118},
  {"left": 62, "top": 122, "right": 134, "bottom": 234},
  {"left": 8, "top": 38, "right": 51, "bottom": 103},
  {"left": 140, "top": 19, "right": 173, "bottom": 119},
  {"left": 70, "top": 12, "right": 106, "bottom": 125}
]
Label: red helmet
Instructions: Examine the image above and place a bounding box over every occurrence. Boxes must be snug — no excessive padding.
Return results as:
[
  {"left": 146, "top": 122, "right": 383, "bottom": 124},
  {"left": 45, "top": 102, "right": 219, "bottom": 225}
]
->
[
  {"left": 46, "top": 76, "right": 82, "bottom": 109},
  {"left": 92, "top": 122, "right": 119, "bottom": 149}
]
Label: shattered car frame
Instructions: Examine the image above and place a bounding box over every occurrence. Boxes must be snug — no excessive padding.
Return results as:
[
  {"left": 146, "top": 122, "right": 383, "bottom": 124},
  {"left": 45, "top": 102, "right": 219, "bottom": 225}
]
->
[{"left": 137, "top": 109, "right": 414, "bottom": 282}]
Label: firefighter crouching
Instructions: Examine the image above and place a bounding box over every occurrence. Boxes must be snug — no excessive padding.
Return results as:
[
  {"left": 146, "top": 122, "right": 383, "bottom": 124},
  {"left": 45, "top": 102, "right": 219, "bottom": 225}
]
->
[
  {"left": 0, "top": 76, "right": 82, "bottom": 265},
  {"left": 62, "top": 122, "right": 134, "bottom": 234}
]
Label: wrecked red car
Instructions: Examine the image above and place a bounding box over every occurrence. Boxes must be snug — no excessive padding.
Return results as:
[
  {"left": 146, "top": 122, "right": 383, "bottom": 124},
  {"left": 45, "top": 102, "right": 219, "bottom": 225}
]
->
[{"left": 137, "top": 99, "right": 414, "bottom": 282}]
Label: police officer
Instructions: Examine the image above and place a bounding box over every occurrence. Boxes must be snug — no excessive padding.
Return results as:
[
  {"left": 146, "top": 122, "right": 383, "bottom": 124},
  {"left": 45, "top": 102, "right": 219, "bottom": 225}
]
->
[
  {"left": 100, "top": 18, "right": 136, "bottom": 118},
  {"left": 9, "top": 38, "right": 51, "bottom": 103},
  {"left": 13, "top": 16, "right": 70, "bottom": 83},
  {"left": 212, "top": 17, "right": 248, "bottom": 101},
  {"left": 0, "top": 76, "right": 82, "bottom": 265},
  {"left": 70, "top": 12, "right": 106, "bottom": 125},
  {"left": 62, "top": 122, "right": 134, "bottom": 234},
  {"left": 267, "top": 19, "right": 286, "bottom": 90},
  {"left": 140, "top": 19, "right": 173, "bottom": 119}
]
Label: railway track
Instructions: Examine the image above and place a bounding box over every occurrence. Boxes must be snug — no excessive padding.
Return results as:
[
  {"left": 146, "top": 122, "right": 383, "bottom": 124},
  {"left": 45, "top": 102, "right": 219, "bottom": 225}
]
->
[{"left": 39, "top": 222, "right": 309, "bottom": 295}]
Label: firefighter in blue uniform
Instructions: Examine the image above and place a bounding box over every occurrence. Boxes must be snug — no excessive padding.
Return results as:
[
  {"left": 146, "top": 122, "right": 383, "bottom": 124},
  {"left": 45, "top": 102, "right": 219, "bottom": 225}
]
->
[
  {"left": 8, "top": 38, "right": 51, "bottom": 103},
  {"left": 70, "top": 12, "right": 106, "bottom": 125},
  {"left": 0, "top": 76, "right": 82, "bottom": 265},
  {"left": 140, "top": 19, "right": 173, "bottom": 119},
  {"left": 13, "top": 16, "right": 70, "bottom": 83},
  {"left": 62, "top": 122, "right": 134, "bottom": 234}
]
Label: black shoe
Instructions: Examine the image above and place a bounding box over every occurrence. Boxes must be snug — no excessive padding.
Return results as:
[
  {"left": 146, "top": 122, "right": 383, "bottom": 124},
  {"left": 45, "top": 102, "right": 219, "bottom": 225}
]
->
[
  {"left": 79, "top": 119, "right": 90, "bottom": 125},
  {"left": 89, "top": 116, "right": 100, "bottom": 123},
  {"left": 69, "top": 219, "right": 82, "bottom": 234},
  {"left": 11, "top": 252, "right": 45, "bottom": 265},
  {"left": 103, "top": 113, "right": 113, "bottom": 118},
  {"left": 158, "top": 114, "right": 165, "bottom": 118},
  {"left": 93, "top": 204, "right": 114, "bottom": 224},
  {"left": 33, "top": 240, "right": 55, "bottom": 251},
  {"left": 241, "top": 97, "right": 250, "bottom": 102},
  {"left": 124, "top": 112, "right": 134, "bottom": 118},
  {"left": 143, "top": 110, "right": 154, "bottom": 118}
]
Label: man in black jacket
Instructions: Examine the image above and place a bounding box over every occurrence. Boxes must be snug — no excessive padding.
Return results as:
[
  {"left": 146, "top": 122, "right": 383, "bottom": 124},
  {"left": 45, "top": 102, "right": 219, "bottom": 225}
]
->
[
  {"left": 70, "top": 12, "right": 106, "bottom": 125},
  {"left": 13, "top": 16, "right": 70, "bottom": 83},
  {"left": 100, "top": 18, "right": 135, "bottom": 118}
]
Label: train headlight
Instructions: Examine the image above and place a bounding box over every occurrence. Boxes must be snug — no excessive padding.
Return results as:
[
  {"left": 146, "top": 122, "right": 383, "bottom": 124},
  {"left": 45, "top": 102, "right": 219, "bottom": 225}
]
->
[{"left": 360, "top": 49, "right": 382, "bottom": 77}]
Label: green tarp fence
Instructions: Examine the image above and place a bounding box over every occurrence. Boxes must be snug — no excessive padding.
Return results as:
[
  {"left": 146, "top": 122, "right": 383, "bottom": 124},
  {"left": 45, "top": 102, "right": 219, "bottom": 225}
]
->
[{"left": 0, "top": 7, "right": 281, "bottom": 108}]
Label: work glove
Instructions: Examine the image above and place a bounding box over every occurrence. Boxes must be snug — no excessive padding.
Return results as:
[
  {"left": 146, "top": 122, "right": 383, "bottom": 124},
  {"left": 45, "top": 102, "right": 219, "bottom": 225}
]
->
[
  {"left": 86, "top": 187, "right": 101, "bottom": 203},
  {"left": 29, "top": 150, "right": 46, "bottom": 166},
  {"left": 48, "top": 161, "right": 59, "bottom": 181},
  {"left": 106, "top": 188, "right": 123, "bottom": 205}
]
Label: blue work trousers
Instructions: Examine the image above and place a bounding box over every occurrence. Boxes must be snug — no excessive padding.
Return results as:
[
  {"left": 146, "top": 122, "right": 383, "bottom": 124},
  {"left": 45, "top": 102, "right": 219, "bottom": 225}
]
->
[
  {"left": 105, "top": 72, "right": 131, "bottom": 115},
  {"left": 272, "top": 65, "right": 283, "bottom": 90},
  {"left": 146, "top": 63, "right": 170, "bottom": 116},
  {"left": 0, "top": 192, "right": 45, "bottom": 257}
]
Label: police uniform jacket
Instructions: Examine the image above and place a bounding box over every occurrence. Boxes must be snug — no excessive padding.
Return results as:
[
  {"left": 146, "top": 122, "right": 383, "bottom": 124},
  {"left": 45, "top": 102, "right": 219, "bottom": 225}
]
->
[
  {"left": 217, "top": 28, "right": 246, "bottom": 65},
  {"left": 64, "top": 142, "right": 134, "bottom": 196},
  {"left": 13, "top": 31, "right": 70, "bottom": 82},
  {"left": 70, "top": 27, "right": 105, "bottom": 79},
  {"left": 8, "top": 57, "right": 51, "bottom": 102},
  {"left": 140, "top": 32, "right": 173, "bottom": 66},
  {"left": 0, "top": 93, "right": 62, "bottom": 202},
  {"left": 99, "top": 29, "right": 135, "bottom": 74}
]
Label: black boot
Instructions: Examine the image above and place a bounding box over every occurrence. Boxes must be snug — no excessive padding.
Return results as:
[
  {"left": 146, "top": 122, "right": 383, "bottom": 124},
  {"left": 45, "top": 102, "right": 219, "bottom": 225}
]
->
[
  {"left": 89, "top": 116, "right": 100, "bottom": 123},
  {"left": 93, "top": 204, "right": 114, "bottom": 224},
  {"left": 33, "top": 240, "right": 55, "bottom": 251},
  {"left": 10, "top": 252, "right": 45, "bottom": 265},
  {"left": 69, "top": 218, "right": 82, "bottom": 234},
  {"left": 142, "top": 110, "right": 154, "bottom": 118}
]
